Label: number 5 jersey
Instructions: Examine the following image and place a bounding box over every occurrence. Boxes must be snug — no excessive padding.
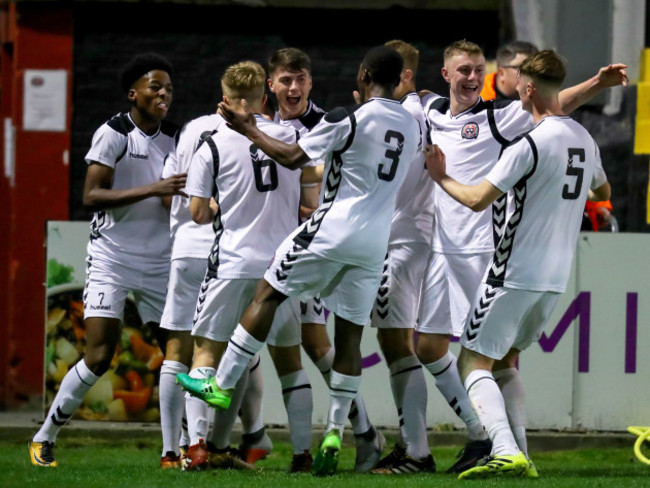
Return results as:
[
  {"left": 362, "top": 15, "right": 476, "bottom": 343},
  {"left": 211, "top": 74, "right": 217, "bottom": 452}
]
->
[{"left": 484, "top": 115, "right": 607, "bottom": 293}]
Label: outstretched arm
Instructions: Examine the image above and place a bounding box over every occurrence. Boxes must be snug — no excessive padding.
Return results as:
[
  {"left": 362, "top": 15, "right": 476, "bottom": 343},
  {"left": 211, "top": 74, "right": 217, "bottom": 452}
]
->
[
  {"left": 218, "top": 99, "right": 310, "bottom": 170},
  {"left": 424, "top": 145, "right": 503, "bottom": 212},
  {"left": 559, "top": 63, "right": 628, "bottom": 114}
]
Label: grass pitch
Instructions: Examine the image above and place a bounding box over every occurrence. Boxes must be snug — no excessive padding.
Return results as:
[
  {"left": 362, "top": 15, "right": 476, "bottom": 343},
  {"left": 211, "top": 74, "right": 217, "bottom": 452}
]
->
[{"left": 3, "top": 427, "right": 650, "bottom": 487}]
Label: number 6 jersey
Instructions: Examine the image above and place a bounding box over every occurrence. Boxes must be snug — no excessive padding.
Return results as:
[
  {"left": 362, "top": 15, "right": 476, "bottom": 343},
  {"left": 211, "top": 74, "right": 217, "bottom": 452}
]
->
[
  {"left": 294, "top": 97, "right": 421, "bottom": 270},
  {"left": 185, "top": 115, "right": 304, "bottom": 279},
  {"left": 484, "top": 115, "right": 607, "bottom": 293}
]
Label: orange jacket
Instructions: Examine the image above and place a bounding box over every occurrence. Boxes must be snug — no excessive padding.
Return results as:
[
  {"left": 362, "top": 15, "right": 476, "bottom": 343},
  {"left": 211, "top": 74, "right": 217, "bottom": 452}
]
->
[{"left": 481, "top": 72, "right": 498, "bottom": 101}]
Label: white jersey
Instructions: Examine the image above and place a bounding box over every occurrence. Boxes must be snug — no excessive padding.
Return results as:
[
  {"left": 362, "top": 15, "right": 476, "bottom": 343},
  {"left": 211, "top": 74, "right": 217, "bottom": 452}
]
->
[
  {"left": 85, "top": 112, "right": 177, "bottom": 268},
  {"left": 163, "top": 114, "right": 225, "bottom": 260},
  {"left": 295, "top": 97, "right": 421, "bottom": 270},
  {"left": 273, "top": 99, "right": 326, "bottom": 135},
  {"left": 185, "top": 115, "right": 301, "bottom": 279},
  {"left": 484, "top": 115, "right": 607, "bottom": 293},
  {"left": 424, "top": 95, "right": 533, "bottom": 254},
  {"left": 389, "top": 91, "right": 435, "bottom": 246}
]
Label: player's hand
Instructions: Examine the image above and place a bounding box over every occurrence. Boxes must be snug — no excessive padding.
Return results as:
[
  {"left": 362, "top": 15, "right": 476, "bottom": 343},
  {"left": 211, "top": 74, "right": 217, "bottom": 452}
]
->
[
  {"left": 596, "top": 63, "right": 629, "bottom": 88},
  {"left": 151, "top": 173, "right": 188, "bottom": 197},
  {"left": 424, "top": 144, "right": 446, "bottom": 183},
  {"left": 352, "top": 90, "right": 362, "bottom": 105},
  {"left": 218, "top": 98, "right": 257, "bottom": 135}
]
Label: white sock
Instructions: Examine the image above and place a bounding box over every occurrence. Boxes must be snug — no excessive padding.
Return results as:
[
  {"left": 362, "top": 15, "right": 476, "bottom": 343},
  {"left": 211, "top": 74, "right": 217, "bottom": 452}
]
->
[
  {"left": 208, "top": 366, "right": 249, "bottom": 449},
  {"left": 216, "top": 325, "right": 264, "bottom": 390},
  {"left": 425, "top": 351, "right": 487, "bottom": 441},
  {"left": 159, "top": 360, "right": 189, "bottom": 456},
  {"left": 186, "top": 367, "right": 215, "bottom": 446},
  {"left": 494, "top": 367, "right": 528, "bottom": 457},
  {"left": 389, "top": 355, "right": 429, "bottom": 460},
  {"left": 280, "top": 369, "right": 313, "bottom": 453},
  {"left": 327, "top": 370, "right": 360, "bottom": 433},
  {"left": 238, "top": 355, "right": 265, "bottom": 434},
  {"left": 464, "top": 369, "right": 519, "bottom": 456},
  {"left": 34, "top": 359, "right": 98, "bottom": 443}
]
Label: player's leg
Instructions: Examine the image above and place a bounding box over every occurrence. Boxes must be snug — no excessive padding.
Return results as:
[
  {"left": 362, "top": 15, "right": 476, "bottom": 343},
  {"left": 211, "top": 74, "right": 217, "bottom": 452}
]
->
[
  {"left": 416, "top": 252, "right": 490, "bottom": 472},
  {"left": 456, "top": 285, "right": 547, "bottom": 479},
  {"left": 237, "top": 355, "right": 273, "bottom": 464},
  {"left": 30, "top": 316, "right": 121, "bottom": 467},
  {"left": 371, "top": 244, "right": 432, "bottom": 473},
  {"left": 31, "top": 260, "right": 130, "bottom": 467},
  {"left": 158, "top": 258, "right": 204, "bottom": 468},
  {"left": 493, "top": 351, "right": 527, "bottom": 458},
  {"left": 268, "top": 297, "right": 313, "bottom": 472}
]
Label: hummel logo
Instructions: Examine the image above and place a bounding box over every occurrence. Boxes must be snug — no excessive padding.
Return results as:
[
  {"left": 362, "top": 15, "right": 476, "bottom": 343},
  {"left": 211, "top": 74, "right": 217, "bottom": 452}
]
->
[{"left": 130, "top": 152, "right": 148, "bottom": 159}]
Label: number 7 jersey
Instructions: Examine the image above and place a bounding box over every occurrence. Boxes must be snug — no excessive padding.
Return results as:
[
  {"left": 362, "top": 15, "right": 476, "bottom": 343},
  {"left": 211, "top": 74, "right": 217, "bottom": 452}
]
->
[
  {"left": 484, "top": 115, "right": 608, "bottom": 293},
  {"left": 294, "top": 97, "right": 421, "bottom": 270}
]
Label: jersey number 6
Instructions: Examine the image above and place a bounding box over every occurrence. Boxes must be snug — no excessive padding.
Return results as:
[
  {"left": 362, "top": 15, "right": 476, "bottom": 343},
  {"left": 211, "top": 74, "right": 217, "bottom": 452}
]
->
[
  {"left": 378, "top": 130, "right": 404, "bottom": 182},
  {"left": 250, "top": 144, "right": 279, "bottom": 192}
]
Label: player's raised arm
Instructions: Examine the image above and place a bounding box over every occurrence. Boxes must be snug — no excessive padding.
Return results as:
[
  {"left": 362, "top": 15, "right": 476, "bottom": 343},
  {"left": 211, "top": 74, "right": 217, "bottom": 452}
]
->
[
  {"left": 558, "top": 63, "right": 628, "bottom": 114},
  {"left": 424, "top": 145, "right": 502, "bottom": 212},
  {"left": 219, "top": 99, "right": 310, "bottom": 169}
]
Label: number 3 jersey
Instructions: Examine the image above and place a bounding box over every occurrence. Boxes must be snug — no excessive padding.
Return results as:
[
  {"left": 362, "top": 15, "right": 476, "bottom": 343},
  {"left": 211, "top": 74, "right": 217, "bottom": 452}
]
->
[
  {"left": 185, "top": 115, "right": 303, "bottom": 279},
  {"left": 294, "top": 97, "right": 421, "bottom": 270},
  {"left": 484, "top": 115, "right": 607, "bottom": 293}
]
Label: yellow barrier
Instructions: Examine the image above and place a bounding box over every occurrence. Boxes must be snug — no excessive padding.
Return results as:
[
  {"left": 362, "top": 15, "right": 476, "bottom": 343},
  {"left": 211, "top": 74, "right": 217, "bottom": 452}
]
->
[{"left": 627, "top": 426, "right": 650, "bottom": 464}]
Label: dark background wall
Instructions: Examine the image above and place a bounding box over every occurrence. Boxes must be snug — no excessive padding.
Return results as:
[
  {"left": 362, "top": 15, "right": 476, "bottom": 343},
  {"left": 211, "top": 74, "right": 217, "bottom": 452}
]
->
[
  {"left": 69, "top": 2, "right": 647, "bottom": 232},
  {"left": 69, "top": 3, "right": 502, "bottom": 221}
]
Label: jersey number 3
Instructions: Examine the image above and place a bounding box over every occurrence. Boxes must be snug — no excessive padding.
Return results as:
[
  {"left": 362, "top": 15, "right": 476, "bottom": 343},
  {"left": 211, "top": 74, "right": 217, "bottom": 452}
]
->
[
  {"left": 562, "top": 147, "right": 585, "bottom": 200},
  {"left": 378, "top": 130, "right": 404, "bottom": 182}
]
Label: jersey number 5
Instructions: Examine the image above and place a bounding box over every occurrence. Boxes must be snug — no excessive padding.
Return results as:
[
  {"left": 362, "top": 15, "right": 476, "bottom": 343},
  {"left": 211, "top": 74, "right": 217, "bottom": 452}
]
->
[
  {"left": 562, "top": 147, "right": 585, "bottom": 200},
  {"left": 378, "top": 130, "right": 404, "bottom": 182},
  {"left": 250, "top": 144, "right": 278, "bottom": 192}
]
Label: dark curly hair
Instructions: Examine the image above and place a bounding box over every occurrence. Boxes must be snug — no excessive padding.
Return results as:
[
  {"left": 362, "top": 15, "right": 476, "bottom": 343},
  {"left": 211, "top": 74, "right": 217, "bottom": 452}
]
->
[{"left": 120, "top": 52, "right": 173, "bottom": 92}]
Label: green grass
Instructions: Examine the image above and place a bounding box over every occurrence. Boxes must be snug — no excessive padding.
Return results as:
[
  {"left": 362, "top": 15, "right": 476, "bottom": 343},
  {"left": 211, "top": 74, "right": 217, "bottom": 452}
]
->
[{"left": 4, "top": 428, "right": 650, "bottom": 487}]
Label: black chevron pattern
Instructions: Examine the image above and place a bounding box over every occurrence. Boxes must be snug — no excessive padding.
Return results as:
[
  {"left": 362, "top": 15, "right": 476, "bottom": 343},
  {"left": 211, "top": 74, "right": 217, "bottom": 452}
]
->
[
  {"left": 192, "top": 273, "right": 213, "bottom": 325},
  {"left": 373, "top": 253, "right": 391, "bottom": 320},
  {"left": 464, "top": 284, "right": 498, "bottom": 342},
  {"left": 206, "top": 212, "right": 224, "bottom": 279},
  {"left": 275, "top": 244, "right": 302, "bottom": 282},
  {"left": 487, "top": 179, "right": 527, "bottom": 287},
  {"left": 294, "top": 155, "right": 342, "bottom": 248}
]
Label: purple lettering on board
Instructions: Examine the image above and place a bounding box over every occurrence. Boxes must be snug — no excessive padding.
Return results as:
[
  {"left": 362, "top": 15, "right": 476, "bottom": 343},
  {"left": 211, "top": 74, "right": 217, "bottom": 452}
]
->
[
  {"left": 538, "top": 292, "right": 590, "bottom": 372},
  {"left": 625, "top": 293, "right": 638, "bottom": 374}
]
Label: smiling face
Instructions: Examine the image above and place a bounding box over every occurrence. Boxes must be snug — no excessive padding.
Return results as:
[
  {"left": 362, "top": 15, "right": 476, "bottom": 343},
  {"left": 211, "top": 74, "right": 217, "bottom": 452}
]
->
[
  {"left": 128, "top": 69, "right": 173, "bottom": 123},
  {"left": 268, "top": 68, "right": 312, "bottom": 120},
  {"left": 442, "top": 52, "right": 486, "bottom": 114}
]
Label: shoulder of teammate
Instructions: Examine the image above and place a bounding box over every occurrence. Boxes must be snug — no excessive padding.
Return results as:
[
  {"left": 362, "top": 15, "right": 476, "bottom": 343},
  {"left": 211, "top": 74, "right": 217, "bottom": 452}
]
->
[
  {"left": 86, "top": 112, "right": 132, "bottom": 167},
  {"left": 256, "top": 116, "right": 299, "bottom": 144},
  {"left": 298, "top": 100, "right": 327, "bottom": 131}
]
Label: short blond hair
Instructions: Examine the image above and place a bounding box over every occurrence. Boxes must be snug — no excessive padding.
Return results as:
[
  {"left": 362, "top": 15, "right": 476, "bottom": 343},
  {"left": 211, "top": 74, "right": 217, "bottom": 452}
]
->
[
  {"left": 221, "top": 61, "right": 266, "bottom": 103},
  {"left": 519, "top": 50, "right": 566, "bottom": 88},
  {"left": 443, "top": 39, "right": 483, "bottom": 62},
  {"left": 385, "top": 39, "right": 419, "bottom": 73}
]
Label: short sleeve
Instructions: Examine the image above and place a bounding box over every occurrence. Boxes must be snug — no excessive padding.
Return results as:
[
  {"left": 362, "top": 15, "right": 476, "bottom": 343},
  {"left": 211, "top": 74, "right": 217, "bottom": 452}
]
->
[
  {"left": 590, "top": 140, "right": 608, "bottom": 189},
  {"left": 186, "top": 139, "right": 216, "bottom": 199},
  {"left": 485, "top": 137, "right": 535, "bottom": 192},
  {"left": 84, "top": 124, "right": 127, "bottom": 168},
  {"left": 298, "top": 107, "right": 353, "bottom": 162}
]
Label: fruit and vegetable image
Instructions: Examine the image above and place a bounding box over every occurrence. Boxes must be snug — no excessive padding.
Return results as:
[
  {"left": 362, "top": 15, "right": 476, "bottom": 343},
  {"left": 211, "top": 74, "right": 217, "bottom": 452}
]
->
[{"left": 45, "top": 275, "right": 163, "bottom": 422}]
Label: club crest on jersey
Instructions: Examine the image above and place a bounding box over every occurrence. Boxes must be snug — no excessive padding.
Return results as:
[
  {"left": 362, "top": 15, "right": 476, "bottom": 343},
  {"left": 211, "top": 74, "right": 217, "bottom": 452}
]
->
[{"left": 461, "top": 122, "right": 479, "bottom": 139}]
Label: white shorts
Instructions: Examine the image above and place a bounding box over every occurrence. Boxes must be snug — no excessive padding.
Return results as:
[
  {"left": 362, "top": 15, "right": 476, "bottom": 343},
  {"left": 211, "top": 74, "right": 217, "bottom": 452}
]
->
[
  {"left": 160, "top": 258, "right": 207, "bottom": 332},
  {"left": 416, "top": 251, "right": 491, "bottom": 337},
  {"left": 192, "top": 276, "right": 301, "bottom": 346},
  {"left": 460, "top": 283, "right": 561, "bottom": 360},
  {"left": 370, "top": 242, "right": 429, "bottom": 329},
  {"left": 300, "top": 296, "right": 327, "bottom": 325},
  {"left": 83, "top": 255, "right": 168, "bottom": 324},
  {"left": 265, "top": 238, "right": 382, "bottom": 326}
]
